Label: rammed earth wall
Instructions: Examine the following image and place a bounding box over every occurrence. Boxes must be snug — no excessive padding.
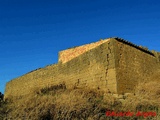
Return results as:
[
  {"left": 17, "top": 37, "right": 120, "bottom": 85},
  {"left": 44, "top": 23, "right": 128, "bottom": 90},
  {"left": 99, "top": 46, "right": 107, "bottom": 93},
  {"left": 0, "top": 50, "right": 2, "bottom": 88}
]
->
[{"left": 4, "top": 38, "right": 160, "bottom": 99}]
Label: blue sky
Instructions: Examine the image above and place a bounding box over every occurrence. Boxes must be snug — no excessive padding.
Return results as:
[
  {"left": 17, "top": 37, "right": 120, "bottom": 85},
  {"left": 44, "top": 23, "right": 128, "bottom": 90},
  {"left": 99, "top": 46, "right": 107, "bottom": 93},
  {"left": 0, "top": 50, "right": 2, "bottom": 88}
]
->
[{"left": 0, "top": 0, "right": 160, "bottom": 93}]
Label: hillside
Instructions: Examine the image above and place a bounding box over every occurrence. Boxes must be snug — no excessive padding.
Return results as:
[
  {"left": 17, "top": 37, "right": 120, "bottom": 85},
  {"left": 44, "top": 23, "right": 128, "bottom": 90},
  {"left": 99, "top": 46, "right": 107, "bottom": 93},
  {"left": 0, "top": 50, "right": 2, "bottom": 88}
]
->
[{"left": 1, "top": 70, "right": 160, "bottom": 120}]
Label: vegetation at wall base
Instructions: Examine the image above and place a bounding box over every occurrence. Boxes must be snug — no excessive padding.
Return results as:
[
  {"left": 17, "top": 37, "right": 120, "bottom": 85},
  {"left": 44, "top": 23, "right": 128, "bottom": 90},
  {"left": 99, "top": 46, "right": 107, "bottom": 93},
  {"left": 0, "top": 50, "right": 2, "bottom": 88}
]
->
[{"left": 0, "top": 79, "right": 160, "bottom": 120}]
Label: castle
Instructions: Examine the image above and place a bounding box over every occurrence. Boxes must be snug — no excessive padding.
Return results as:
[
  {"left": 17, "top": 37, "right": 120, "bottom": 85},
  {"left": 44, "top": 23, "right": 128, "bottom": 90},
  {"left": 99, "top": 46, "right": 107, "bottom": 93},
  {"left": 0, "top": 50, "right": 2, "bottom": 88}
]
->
[{"left": 4, "top": 37, "right": 160, "bottom": 99}]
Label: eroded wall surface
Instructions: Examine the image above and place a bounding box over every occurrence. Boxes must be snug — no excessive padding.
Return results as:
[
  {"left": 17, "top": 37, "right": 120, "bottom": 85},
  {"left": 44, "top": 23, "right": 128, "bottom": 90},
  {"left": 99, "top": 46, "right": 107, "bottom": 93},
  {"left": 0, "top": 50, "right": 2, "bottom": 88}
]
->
[
  {"left": 5, "top": 38, "right": 160, "bottom": 99},
  {"left": 59, "top": 39, "right": 109, "bottom": 63},
  {"left": 114, "top": 40, "right": 159, "bottom": 94},
  {"left": 5, "top": 39, "right": 117, "bottom": 99}
]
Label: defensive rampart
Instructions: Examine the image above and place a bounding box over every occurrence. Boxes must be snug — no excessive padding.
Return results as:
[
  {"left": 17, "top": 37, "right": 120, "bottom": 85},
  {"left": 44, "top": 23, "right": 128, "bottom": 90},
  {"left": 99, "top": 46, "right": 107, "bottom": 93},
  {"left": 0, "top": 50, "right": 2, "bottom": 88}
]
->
[
  {"left": 4, "top": 38, "right": 160, "bottom": 99},
  {"left": 114, "top": 38, "right": 159, "bottom": 93}
]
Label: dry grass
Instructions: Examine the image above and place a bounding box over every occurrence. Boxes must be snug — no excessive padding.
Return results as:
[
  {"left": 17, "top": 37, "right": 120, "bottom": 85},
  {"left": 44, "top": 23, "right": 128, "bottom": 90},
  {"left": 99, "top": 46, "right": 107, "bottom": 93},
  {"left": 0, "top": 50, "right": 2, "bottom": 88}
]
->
[
  {"left": 121, "top": 81, "right": 160, "bottom": 120},
  {"left": 1, "top": 79, "right": 160, "bottom": 120}
]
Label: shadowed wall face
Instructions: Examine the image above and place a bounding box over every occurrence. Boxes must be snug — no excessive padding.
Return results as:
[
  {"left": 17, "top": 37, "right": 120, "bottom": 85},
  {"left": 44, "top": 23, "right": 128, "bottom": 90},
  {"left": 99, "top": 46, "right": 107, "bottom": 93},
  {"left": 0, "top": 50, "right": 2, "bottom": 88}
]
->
[{"left": 115, "top": 40, "right": 159, "bottom": 94}]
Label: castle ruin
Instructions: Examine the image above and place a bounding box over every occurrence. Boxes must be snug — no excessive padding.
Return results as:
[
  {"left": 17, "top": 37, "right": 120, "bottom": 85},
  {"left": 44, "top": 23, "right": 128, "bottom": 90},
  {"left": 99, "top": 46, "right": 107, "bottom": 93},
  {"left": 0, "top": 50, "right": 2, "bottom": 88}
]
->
[{"left": 4, "top": 37, "right": 160, "bottom": 99}]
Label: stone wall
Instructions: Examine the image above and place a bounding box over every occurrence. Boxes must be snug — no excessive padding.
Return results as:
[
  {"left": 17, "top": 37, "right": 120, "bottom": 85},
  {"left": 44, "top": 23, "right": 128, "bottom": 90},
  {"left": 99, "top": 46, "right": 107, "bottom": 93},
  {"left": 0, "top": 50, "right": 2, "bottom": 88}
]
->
[
  {"left": 114, "top": 39, "right": 159, "bottom": 94},
  {"left": 4, "top": 38, "right": 160, "bottom": 99},
  {"left": 5, "top": 39, "right": 118, "bottom": 99},
  {"left": 59, "top": 39, "right": 109, "bottom": 63}
]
